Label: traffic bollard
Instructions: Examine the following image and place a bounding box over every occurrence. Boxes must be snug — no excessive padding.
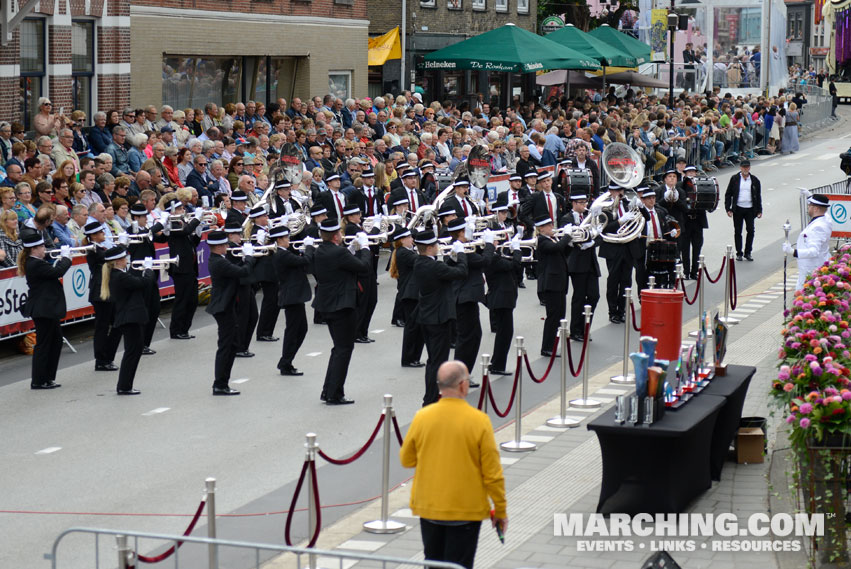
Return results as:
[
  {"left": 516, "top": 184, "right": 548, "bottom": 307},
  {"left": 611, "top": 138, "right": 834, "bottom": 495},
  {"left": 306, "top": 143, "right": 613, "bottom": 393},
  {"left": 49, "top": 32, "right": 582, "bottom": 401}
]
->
[
  {"left": 570, "top": 306, "right": 601, "bottom": 409},
  {"left": 547, "top": 320, "right": 580, "bottom": 428},
  {"left": 206, "top": 478, "right": 218, "bottom": 569},
  {"left": 719, "top": 246, "right": 740, "bottom": 325},
  {"left": 500, "top": 337, "right": 537, "bottom": 452},
  {"left": 611, "top": 288, "right": 635, "bottom": 385},
  {"left": 363, "top": 395, "right": 407, "bottom": 534},
  {"left": 648, "top": 275, "right": 656, "bottom": 289}
]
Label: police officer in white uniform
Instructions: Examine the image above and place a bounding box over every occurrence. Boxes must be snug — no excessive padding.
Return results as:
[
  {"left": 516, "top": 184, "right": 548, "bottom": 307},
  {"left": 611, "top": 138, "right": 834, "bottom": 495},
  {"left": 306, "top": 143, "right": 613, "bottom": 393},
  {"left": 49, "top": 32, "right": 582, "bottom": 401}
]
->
[{"left": 783, "top": 193, "right": 833, "bottom": 290}]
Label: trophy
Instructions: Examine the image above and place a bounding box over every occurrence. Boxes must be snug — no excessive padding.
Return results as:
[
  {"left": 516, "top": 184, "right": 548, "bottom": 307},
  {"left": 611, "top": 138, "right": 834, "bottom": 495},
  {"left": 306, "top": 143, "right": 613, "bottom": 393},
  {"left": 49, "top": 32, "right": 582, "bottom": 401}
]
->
[
  {"left": 614, "top": 395, "right": 627, "bottom": 424},
  {"left": 713, "top": 312, "right": 729, "bottom": 376},
  {"left": 630, "top": 352, "right": 650, "bottom": 424}
]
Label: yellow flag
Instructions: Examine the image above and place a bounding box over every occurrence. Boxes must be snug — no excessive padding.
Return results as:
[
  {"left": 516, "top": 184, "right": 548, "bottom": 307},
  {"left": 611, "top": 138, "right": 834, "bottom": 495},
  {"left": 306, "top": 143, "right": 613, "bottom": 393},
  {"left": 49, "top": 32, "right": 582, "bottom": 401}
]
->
[{"left": 368, "top": 27, "right": 402, "bottom": 66}]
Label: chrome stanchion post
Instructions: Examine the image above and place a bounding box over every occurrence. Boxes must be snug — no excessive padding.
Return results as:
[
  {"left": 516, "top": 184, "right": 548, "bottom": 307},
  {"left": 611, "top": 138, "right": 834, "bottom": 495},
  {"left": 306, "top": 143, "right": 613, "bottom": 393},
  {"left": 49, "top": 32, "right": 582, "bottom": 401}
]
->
[
  {"left": 570, "top": 306, "right": 601, "bottom": 408},
  {"left": 206, "top": 478, "right": 218, "bottom": 569},
  {"left": 500, "top": 337, "right": 537, "bottom": 452},
  {"left": 547, "top": 320, "right": 579, "bottom": 428},
  {"left": 689, "top": 255, "right": 706, "bottom": 338},
  {"left": 648, "top": 275, "right": 656, "bottom": 289},
  {"left": 364, "top": 395, "right": 406, "bottom": 534},
  {"left": 116, "top": 535, "right": 132, "bottom": 569},
  {"left": 611, "top": 288, "right": 635, "bottom": 384},
  {"left": 305, "top": 433, "right": 318, "bottom": 569},
  {"left": 675, "top": 262, "right": 684, "bottom": 289},
  {"left": 719, "top": 245, "right": 740, "bottom": 325},
  {"left": 480, "top": 353, "right": 491, "bottom": 414}
]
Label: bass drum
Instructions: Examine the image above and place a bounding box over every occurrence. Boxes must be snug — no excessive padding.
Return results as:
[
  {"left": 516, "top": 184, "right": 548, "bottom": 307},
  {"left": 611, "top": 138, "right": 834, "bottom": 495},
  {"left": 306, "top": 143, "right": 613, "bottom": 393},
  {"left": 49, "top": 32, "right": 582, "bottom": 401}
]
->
[
  {"left": 646, "top": 239, "right": 678, "bottom": 271},
  {"left": 688, "top": 177, "right": 719, "bottom": 212},
  {"left": 560, "top": 168, "right": 593, "bottom": 200}
]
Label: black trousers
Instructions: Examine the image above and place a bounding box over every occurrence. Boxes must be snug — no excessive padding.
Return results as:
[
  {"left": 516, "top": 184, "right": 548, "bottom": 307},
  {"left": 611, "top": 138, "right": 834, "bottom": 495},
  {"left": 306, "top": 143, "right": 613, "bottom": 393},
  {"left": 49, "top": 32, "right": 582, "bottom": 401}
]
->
[
  {"left": 235, "top": 285, "right": 258, "bottom": 352},
  {"left": 321, "top": 308, "right": 358, "bottom": 401},
  {"left": 117, "top": 323, "right": 143, "bottom": 392},
  {"left": 391, "top": 292, "right": 405, "bottom": 325},
  {"left": 541, "top": 290, "right": 566, "bottom": 353},
  {"left": 357, "top": 277, "right": 378, "bottom": 338},
  {"left": 170, "top": 273, "right": 197, "bottom": 337},
  {"left": 732, "top": 206, "right": 757, "bottom": 257},
  {"left": 570, "top": 272, "right": 599, "bottom": 338},
  {"left": 401, "top": 299, "right": 424, "bottom": 365},
  {"left": 634, "top": 256, "right": 649, "bottom": 293},
  {"left": 420, "top": 519, "right": 482, "bottom": 569},
  {"left": 681, "top": 222, "right": 705, "bottom": 277},
  {"left": 422, "top": 322, "right": 453, "bottom": 406},
  {"left": 143, "top": 279, "right": 161, "bottom": 347},
  {"left": 92, "top": 300, "right": 121, "bottom": 365},
  {"left": 490, "top": 307, "right": 514, "bottom": 372},
  {"left": 213, "top": 309, "right": 239, "bottom": 389},
  {"left": 278, "top": 304, "right": 307, "bottom": 369},
  {"left": 32, "top": 317, "right": 62, "bottom": 386},
  {"left": 454, "top": 302, "right": 482, "bottom": 376},
  {"left": 605, "top": 255, "right": 632, "bottom": 317},
  {"left": 256, "top": 280, "right": 280, "bottom": 339}
]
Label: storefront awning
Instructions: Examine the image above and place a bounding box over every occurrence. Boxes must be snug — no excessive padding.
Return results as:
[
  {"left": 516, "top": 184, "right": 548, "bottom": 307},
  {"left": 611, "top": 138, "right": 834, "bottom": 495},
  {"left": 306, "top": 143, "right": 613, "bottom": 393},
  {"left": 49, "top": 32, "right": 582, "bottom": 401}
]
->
[{"left": 368, "top": 27, "right": 402, "bottom": 67}]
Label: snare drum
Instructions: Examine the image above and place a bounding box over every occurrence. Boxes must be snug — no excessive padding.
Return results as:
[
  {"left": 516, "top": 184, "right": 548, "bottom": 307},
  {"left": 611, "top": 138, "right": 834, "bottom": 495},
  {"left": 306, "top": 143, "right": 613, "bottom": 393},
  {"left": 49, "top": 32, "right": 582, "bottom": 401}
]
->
[
  {"left": 646, "top": 240, "right": 678, "bottom": 271},
  {"left": 688, "top": 177, "right": 719, "bottom": 212}
]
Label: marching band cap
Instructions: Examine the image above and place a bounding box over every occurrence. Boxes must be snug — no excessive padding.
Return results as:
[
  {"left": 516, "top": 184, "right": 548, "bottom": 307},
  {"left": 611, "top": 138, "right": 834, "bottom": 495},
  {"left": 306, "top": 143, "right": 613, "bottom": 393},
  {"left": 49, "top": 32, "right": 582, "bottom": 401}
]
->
[
  {"left": 537, "top": 170, "right": 553, "bottom": 181},
  {"left": 343, "top": 204, "right": 361, "bottom": 216},
  {"left": 83, "top": 221, "right": 103, "bottom": 235},
  {"left": 420, "top": 160, "right": 435, "bottom": 169},
  {"left": 639, "top": 187, "right": 657, "bottom": 198},
  {"left": 508, "top": 171, "right": 522, "bottom": 181},
  {"left": 268, "top": 224, "right": 289, "bottom": 238},
  {"left": 104, "top": 245, "right": 127, "bottom": 261},
  {"left": 231, "top": 190, "right": 248, "bottom": 202},
  {"left": 454, "top": 174, "right": 470, "bottom": 186},
  {"left": 224, "top": 221, "right": 243, "bottom": 234},
  {"left": 207, "top": 230, "right": 228, "bottom": 246},
  {"left": 310, "top": 204, "right": 328, "bottom": 217},
  {"left": 739, "top": 159, "right": 751, "bottom": 167},
  {"left": 130, "top": 203, "right": 148, "bottom": 217},
  {"left": 401, "top": 170, "right": 418, "bottom": 179},
  {"left": 608, "top": 182, "right": 625, "bottom": 191},
  {"left": 534, "top": 214, "right": 553, "bottom": 227},
  {"left": 438, "top": 204, "right": 457, "bottom": 217},
  {"left": 664, "top": 168, "right": 678, "bottom": 176},
  {"left": 569, "top": 190, "right": 589, "bottom": 201},
  {"left": 446, "top": 218, "right": 468, "bottom": 233},
  {"left": 808, "top": 194, "right": 830, "bottom": 207},
  {"left": 684, "top": 165, "right": 698, "bottom": 172},
  {"left": 319, "top": 219, "right": 341, "bottom": 232},
  {"left": 248, "top": 205, "right": 267, "bottom": 219},
  {"left": 395, "top": 163, "right": 410, "bottom": 172},
  {"left": 391, "top": 226, "right": 411, "bottom": 241},
  {"left": 164, "top": 200, "right": 180, "bottom": 212},
  {"left": 361, "top": 168, "right": 375, "bottom": 177},
  {"left": 523, "top": 170, "right": 539, "bottom": 179},
  {"left": 274, "top": 178, "right": 292, "bottom": 189},
  {"left": 389, "top": 189, "right": 410, "bottom": 206},
  {"left": 22, "top": 233, "right": 44, "bottom": 248},
  {"left": 325, "top": 173, "right": 341, "bottom": 183},
  {"left": 413, "top": 229, "right": 437, "bottom": 245},
  {"left": 492, "top": 192, "right": 510, "bottom": 211}
]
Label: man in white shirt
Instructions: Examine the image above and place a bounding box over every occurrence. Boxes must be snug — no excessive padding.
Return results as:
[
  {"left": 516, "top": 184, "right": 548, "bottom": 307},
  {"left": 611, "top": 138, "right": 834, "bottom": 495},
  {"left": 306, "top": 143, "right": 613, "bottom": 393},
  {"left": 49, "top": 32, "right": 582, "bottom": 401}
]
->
[
  {"left": 723, "top": 160, "right": 762, "bottom": 261},
  {"left": 784, "top": 194, "right": 833, "bottom": 290}
]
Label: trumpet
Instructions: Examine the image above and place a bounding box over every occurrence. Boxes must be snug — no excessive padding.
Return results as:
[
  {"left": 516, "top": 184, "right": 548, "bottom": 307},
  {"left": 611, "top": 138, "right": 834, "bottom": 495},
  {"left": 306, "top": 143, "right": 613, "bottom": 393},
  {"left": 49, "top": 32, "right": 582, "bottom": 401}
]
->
[
  {"left": 496, "top": 237, "right": 538, "bottom": 262},
  {"left": 436, "top": 239, "right": 485, "bottom": 257},
  {"left": 129, "top": 256, "right": 179, "bottom": 271},
  {"left": 362, "top": 214, "right": 404, "bottom": 233},
  {"left": 342, "top": 232, "right": 389, "bottom": 246},
  {"left": 124, "top": 232, "right": 151, "bottom": 244},
  {"left": 229, "top": 244, "right": 278, "bottom": 257},
  {"left": 47, "top": 244, "right": 96, "bottom": 258},
  {"left": 471, "top": 227, "right": 514, "bottom": 241}
]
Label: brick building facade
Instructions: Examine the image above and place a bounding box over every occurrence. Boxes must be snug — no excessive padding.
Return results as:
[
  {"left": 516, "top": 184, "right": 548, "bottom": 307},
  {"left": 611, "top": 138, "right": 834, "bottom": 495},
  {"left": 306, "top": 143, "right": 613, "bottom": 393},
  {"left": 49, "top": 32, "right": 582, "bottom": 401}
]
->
[{"left": 2, "top": 0, "right": 367, "bottom": 131}]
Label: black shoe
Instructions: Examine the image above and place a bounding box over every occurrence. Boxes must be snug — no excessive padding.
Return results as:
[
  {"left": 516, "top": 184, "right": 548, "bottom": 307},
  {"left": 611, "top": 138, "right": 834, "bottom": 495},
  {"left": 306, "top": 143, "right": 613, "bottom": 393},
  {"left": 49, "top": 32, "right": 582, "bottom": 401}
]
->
[
  {"left": 540, "top": 350, "right": 561, "bottom": 358},
  {"left": 735, "top": 254, "right": 743, "bottom": 262},
  {"left": 468, "top": 381, "right": 481, "bottom": 388},
  {"left": 95, "top": 362, "right": 119, "bottom": 371},
  {"left": 402, "top": 361, "right": 426, "bottom": 368},
  {"left": 320, "top": 393, "right": 327, "bottom": 402},
  {"left": 392, "top": 319, "right": 406, "bottom": 327},
  {"left": 354, "top": 336, "right": 371, "bottom": 344},
  {"left": 257, "top": 335, "right": 279, "bottom": 342},
  {"left": 279, "top": 365, "right": 304, "bottom": 376},
  {"left": 326, "top": 397, "right": 355, "bottom": 405},
  {"left": 518, "top": 281, "right": 526, "bottom": 288},
  {"left": 116, "top": 389, "right": 141, "bottom": 395},
  {"left": 745, "top": 254, "right": 754, "bottom": 261},
  {"left": 313, "top": 318, "right": 326, "bottom": 325},
  {"left": 450, "top": 342, "right": 456, "bottom": 349},
  {"left": 569, "top": 334, "right": 588, "bottom": 342},
  {"left": 171, "top": 333, "right": 195, "bottom": 340},
  {"left": 213, "top": 387, "right": 241, "bottom": 396},
  {"left": 31, "top": 382, "right": 61, "bottom": 390},
  {"left": 526, "top": 274, "right": 537, "bottom": 281},
  {"left": 142, "top": 347, "right": 156, "bottom": 355},
  {"left": 235, "top": 351, "right": 255, "bottom": 358},
  {"left": 489, "top": 368, "right": 512, "bottom": 376},
  {"left": 609, "top": 315, "right": 624, "bottom": 324}
]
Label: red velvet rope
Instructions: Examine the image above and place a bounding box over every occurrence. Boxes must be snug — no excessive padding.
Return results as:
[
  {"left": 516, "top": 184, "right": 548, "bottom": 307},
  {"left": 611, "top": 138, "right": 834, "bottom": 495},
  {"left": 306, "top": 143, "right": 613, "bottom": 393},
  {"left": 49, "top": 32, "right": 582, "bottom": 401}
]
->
[
  {"left": 306, "top": 460, "right": 321, "bottom": 548},
  {"left": 391, "top": 414, "right": 404, "bottom": 446},
  {"left": 704, "top": 255, "right": 727, "bottom": 283},
  {"left": 476, "top": 373, "right": 490, "bottom": 410},
  {"left": 566, "top": 321, "right": 592, "bottom": 377},
  {"left": 523, "top": 336, "right": 559, "bottom": 383},
  {"left": 284, "top": 460, "right": 310, "bottom": 547},
  {"left": 136, "top": 498, "right": 206, "bottom": 564},
  {"left": 285, "top": 460, "right": 322, "bottom": 548},
  {"left": 487, "top": 356, "right": 522, "bottom": 418},
  {"left": 729, "top": 258, "right": 738, "bottom": 310},
  {"left": 679, "top": 274, "right": 701, "bottom": 306},
  {"left": 629, "top": 302, "right": 641, "bottom": 332},
  {"left": 317, "top": 414, "right": 385, "bottom": 465}
]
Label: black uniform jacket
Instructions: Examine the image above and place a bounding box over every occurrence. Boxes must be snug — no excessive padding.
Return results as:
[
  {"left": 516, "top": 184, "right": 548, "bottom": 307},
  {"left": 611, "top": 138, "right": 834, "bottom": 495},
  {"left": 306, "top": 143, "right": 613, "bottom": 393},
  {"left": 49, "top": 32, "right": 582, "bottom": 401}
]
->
[
  {"left": 414, "top": 253, "right": 468, "bottom": 325},
  {"left": 273, "top": 245, "right": 312, "bottom": 306},
  {"left": 110, "top": 268, "right": 154, "bottom": 327},
  {"left": 310, "top": 241, "right": 371, "bottom": 313},
  {"left": 536, "top": 234, "right": 572, "bottom": 292},
  {"left": 21, "top": 256, "right": 72, "bottom": 319},
  {"left": 206, "top": 252, "right": 255, "bottom": 315},
  {"left": 485, "top": 249, "right": 521, "bottom": 310},
  {"left": 167, "top": 217, "right": 201, "bottom": 275},
  {"left": 395, "top": 247, "right": 420, "bottom": 301},
  {"left": 86, "top": 244, "right": 108, "bottom": 303}
]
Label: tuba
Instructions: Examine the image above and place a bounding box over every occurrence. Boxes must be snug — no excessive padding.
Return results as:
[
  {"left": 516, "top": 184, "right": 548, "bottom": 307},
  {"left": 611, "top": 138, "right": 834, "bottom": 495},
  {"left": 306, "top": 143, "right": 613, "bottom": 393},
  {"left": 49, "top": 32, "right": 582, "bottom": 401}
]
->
[{"left": 591, "top": 143, "right": 646, "bottom": 244}]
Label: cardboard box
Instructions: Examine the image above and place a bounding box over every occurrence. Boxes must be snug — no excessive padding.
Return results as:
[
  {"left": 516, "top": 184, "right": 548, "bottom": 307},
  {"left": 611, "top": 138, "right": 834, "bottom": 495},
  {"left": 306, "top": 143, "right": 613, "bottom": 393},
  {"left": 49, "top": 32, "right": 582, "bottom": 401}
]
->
[{"left": 736, "top": 427, "right": 765, "bottom": 464}]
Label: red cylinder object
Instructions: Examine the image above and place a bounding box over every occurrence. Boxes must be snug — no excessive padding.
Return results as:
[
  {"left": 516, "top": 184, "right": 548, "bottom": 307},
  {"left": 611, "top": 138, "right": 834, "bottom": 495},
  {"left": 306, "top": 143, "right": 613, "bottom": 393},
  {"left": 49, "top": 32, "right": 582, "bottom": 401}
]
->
[{"left": 640, "top": 289, "right": 684, "bottom": 361}]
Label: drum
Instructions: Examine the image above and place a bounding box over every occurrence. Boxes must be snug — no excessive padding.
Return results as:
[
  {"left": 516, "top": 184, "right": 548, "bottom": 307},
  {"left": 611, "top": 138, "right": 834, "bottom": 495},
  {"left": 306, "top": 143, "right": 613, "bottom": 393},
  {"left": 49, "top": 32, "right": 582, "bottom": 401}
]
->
[
  {"left": 688, "top": 177, "right": 719, "bottom": 212},
  {"left": 646, "top": 240, "right": 678, "bottom": 271},
  {"left": 561, "top": 169, "right": 593, "bottom": 199}
]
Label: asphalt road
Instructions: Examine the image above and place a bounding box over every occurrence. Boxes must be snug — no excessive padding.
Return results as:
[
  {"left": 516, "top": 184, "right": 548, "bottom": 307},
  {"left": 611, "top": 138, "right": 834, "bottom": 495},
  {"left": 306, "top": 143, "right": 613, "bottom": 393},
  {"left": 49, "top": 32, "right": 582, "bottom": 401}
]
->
[{"left": 2, "top": 116, "right": 849, "bottom": 569}]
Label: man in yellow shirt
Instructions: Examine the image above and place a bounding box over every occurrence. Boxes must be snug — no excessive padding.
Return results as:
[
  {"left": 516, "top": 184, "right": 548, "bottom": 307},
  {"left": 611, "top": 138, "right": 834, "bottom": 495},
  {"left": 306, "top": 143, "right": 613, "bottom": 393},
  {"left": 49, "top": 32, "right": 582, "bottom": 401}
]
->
[{"left": 400, "top": 360, "right": 507, "bottom": 569}]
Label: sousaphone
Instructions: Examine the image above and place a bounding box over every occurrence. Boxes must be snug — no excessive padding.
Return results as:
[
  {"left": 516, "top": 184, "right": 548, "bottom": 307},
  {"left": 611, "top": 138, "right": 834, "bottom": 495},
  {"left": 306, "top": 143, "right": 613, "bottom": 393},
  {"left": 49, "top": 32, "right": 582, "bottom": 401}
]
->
[{"left": 589, "top": 142, "right": 646, "bottom": 244}]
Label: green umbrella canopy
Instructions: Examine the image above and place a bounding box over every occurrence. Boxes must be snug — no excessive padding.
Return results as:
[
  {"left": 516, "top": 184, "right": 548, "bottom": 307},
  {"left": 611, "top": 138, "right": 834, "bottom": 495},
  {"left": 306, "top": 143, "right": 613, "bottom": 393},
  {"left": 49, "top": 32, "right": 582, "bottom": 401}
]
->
[
  {"left": 423, "top": 23, "right": 601, "bottom": 73},
  {"left": 588, "top": 24, "right": 650, "bottom": 65},
  {"left": 546, "top": 24, "right": 637, "bottom": 68}
]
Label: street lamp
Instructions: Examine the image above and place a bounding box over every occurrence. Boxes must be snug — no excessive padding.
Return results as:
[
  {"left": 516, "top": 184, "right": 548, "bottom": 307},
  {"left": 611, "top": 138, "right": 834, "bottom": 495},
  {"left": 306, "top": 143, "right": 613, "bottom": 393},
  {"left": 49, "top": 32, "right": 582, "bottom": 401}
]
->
[{"left": 668, "top": 12, "right": 678, "bottom": 108}]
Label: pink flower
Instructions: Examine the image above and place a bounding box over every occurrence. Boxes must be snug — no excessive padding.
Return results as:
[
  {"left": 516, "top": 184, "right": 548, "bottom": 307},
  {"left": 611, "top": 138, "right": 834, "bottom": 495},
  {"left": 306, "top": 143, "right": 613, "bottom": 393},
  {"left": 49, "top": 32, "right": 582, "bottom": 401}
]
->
[
  {"left": 787, "top": 414, "right": 797, "bottom": 424},
  {"left": 800, "top": 418, "right": 811, "bottom": 428},
  {"left": 800, "top": 403, "right": 813, "bottom": 414},
  {"left": 784, "top": 383, "right": 795, "bottom": 392},
  {"left": 842, "top": 391, "right": 851, "bottom": 401}
]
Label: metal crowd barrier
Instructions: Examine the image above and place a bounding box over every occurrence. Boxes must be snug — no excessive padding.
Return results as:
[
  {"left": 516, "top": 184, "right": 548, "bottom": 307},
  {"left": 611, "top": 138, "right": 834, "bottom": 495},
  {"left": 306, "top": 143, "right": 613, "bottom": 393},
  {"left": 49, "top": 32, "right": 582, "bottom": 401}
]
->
[{"left": 49, "top": 527, "right": 466, "bottom": 569}]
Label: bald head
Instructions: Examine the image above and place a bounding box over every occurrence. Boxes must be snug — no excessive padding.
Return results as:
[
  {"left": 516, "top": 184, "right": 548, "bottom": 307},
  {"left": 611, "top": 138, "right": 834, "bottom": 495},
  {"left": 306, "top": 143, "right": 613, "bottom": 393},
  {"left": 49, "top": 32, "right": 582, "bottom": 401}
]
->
[{"left": 436, "top": 361, "right": 470, "bottom": 396}]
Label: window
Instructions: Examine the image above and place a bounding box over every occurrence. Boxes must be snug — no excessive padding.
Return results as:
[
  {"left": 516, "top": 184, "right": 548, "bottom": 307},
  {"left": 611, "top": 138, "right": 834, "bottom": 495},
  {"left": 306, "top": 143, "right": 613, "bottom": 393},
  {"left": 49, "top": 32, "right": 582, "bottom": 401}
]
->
[
  {"left": 162, "top": 56, "right": 242, "bottom": 110},
  {"left": 448, "top": 0, "right": 462, "bottom": 10},
  {"left": 495, "top": 0, "right": 508, "bottom": 12},
  {"left": 329, "top": 71, "right": 351, "bottom": 99},
  {"left": 472, "top": 0, "right": 485, "bottom": 10},
  {"left": 421, "top": 0, "right": 436, "bottom": 6},
  {"left": 72, "top": 21, "right": 94, "bottom": 122},
  {"left": 517, "top": 0, "right": 528, "bottom": 13},
  {"left": 20, "top": 19, "right": 45, "bottom": 132}
]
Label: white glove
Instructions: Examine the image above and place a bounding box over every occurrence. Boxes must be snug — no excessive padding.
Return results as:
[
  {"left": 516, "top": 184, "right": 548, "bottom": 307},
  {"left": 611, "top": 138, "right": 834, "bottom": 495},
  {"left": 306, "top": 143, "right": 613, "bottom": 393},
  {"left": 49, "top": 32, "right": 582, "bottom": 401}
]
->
[
  {"left": 256, "top": 229, "right": 267, "bottom": 245},
  {"left": 348, "top": 239, "right": 360, "bottom": 254},
  {"left": 580, "top": 240, "right": 595, "bottom": 250},
  {"left": 357, "top": 232, "right": 370, "bottom": 249},
  {"left": 280, "top": 214, "right": 290, "bottom": 227},
  {"left": 451, "top": 241, "right": 465, "bottom": 255},
  {"left": 242, "top": 243, "right": 255, "bottom": 257},
  {"left": 195, "top": 224, "right": 203, "bottom": 237},
  {"left": 665, "top": 189, "right": 676, "bottom": 202},
  {"left": 508, "top": 197, "right": 520, "bottom": 208},
  {"left": 193, "top": 207, "right": 204, "bottom": 221},
  {"left": 302, "top": 236, "right": 316, "bottom": 248},
  {"left": 60, "top": 245, "right": 71, "bottom": 260},
  {"left": 143, "top": 257, "right": 153, "bottom": 270},
  {"left": 118, "top": 233, "right": 129, "bottom": 246},
  {"left": 620, "top": 211, "right": 636, "bottom": 223},
  {"left": 509, "top": 236, "right": 521, "bottom": 252},
  {"left": 782, "top": 242, "right": 794, "bottom": 255},
  {"left": 481, "top": 228, "right": 495, "bottom": 245},
  {"left": 159, "top": 211, "right": 170, "bottom": 226}
]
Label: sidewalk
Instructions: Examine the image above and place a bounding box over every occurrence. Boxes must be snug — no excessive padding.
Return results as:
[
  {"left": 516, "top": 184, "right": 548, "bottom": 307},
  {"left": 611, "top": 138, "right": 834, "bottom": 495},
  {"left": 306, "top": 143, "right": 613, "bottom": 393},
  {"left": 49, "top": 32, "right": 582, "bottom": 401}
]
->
[{"left": 265, "top": 266, "right": 807, "bottom": 569}]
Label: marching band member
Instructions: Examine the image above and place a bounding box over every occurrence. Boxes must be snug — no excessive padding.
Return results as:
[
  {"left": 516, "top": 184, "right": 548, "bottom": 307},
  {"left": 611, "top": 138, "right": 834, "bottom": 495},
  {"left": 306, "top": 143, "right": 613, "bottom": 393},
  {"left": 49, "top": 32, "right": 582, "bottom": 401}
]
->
[
  {"left": 126, "top": 203, "right": 168, "bottom": 354},
  {"left": 566, "top": 144, "right": 600, "bottom": 196},
  {"left": 19, "top": 234, "right": 72, "bottom": 389},
  {"left": 535, "top": 214, "right": 572, "bottom": 357},
  {"left": 270, "top": 224, "right": 314, "bottom": 376},
  {"left": 505, "top": 172, "right": 529, "bottom": 228},
  {"left": 354, "top": 168, "right": 385, "bottom": 219},
  {"left": 225, "top": 190, "right": 250, "bottom": 226},
  {"left": 388, "top": 225, "right": 425, "bottom": 368},
  {"left": 636, "top": 187, "right": 679, "bottom": 291},
  {"left": 269, "top": 179, "right": 301, "bottom": 219},
  {"left": 413, "top": 229, "right": 468, "bottom": 406},
  {"left": 304, "top": 204, "right": 328, "bottom": 239},
  {"left": 343, "top": 204, "right": 378, "bottom": 344},
  {"left": 85, "top": 221, "right": 121, "bottom": 371},
  {"left": 312, "top": 218, "right": 371, "bottom": 405},
  {"left": 523, "top": 170, "right": 538, "bottom": 198},
  {"left": 101, "top": 244, "right": 155, "bottom": 395},
  {"left": 443, "top": 175, "right": 479, "bottom": 219},
  {"left": 561, "top": 190, "right": 600, "bottom": 342},
  {"left": 401, "top": 170, "right": 427, "bottom": 216},
  {"left": 318, "top": 173, "right": 347, "bottom": 220},
  {"left": 526, "top": 170, "right": 565, "bottom": 226},
  {"left": 223, "top": 221, "right": 257, "bottom": 357},
  {"left": 419, "top": 160, "right": 437, "bottom": 202},
  {"left": 599, "top": 183, "right": 636, "bottom": 323},
  {"left": 436, "top": 205, "right": 457, "bottom": 239},
  {"left": 679, "top": 165, "right": 707, "bottom": 279},
  {"left": 784, "top": 194, "right": 833, "bottom": 290},
  {"left": 164, "top": 200, "right": 203, "bottom": 340},
  {"left": 206, "top": 230, "right": 257, "bottom": 395},
  {"left": 657, "top": 169, "right": 687, "bottom": 258},
  {"left": 246, "top": 204, "right": 280, "bottom": 343}
]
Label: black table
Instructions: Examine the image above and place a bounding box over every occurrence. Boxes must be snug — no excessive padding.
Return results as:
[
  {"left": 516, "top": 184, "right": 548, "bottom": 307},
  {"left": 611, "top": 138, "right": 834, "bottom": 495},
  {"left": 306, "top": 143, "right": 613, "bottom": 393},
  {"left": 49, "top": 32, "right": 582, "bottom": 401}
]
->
[{"left": 697, "top": 365, "right": 755, "bottom": 480}]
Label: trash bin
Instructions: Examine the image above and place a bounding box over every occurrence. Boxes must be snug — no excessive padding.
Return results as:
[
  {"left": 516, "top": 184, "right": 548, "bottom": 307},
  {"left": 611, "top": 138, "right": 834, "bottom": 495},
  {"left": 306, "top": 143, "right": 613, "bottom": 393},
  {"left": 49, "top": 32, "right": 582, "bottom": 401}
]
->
[{"left": 640, "top": 289, "right": 684, "bottom": 361}]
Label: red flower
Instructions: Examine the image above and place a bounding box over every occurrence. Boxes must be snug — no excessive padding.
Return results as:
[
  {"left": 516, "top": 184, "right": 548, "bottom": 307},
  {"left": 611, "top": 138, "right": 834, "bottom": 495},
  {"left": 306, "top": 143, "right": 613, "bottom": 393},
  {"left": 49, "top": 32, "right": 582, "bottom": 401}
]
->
[{"left": 833, "top": 408, "right": 846, "bottom": 415}]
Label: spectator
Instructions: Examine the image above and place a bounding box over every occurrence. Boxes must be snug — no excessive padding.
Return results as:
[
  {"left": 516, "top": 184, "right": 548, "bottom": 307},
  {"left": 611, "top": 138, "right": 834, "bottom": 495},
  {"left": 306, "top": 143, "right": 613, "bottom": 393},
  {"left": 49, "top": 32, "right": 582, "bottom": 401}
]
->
[
  {"left": 185, "top": 155, "right": 217, "bottom": 204},
  {"left": 78, "top": 170, "right": 103, "bottom": 207},
  {"left": 67, "top": 203, "right": 87, "bottom": 244},
  {"left": 33, "top": 97, "right": 62, "bottom": 137},
  {"left": 14, "top": 182, "right": 36, "bottom": 222},
  {"left": 128, "top": 133, "right": 148, "bottom": 173},
  {"left": 52, "top": 177, "right": 73, "bottom": 209},
  {"left": 106, "top": 126, "right": 131, "bottom": 176},
  {"left": 70, "top": 110, "right": 91, "bottom": 156},
  {"left": 51, "top": 129, "right": 80, "bottom": 173},
  {"left": 0, "top": 209, "right": 22, "bottom": 267},
  {"left": 51, "top": 204, "right": 76, "bottom": 246}
]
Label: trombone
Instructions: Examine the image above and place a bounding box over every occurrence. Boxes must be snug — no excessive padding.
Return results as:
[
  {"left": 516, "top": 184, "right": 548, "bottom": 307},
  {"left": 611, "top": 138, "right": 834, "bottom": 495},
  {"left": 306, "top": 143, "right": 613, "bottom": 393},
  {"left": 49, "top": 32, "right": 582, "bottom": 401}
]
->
[
  {"left": 129, "top": 256, "right": 179, "bottom": 270},
  {"left": 47, "top": 244, "right": 95, "bottom": 258},
  {"left": 229, "top": 244, "right": 278, "bottom": 257}
]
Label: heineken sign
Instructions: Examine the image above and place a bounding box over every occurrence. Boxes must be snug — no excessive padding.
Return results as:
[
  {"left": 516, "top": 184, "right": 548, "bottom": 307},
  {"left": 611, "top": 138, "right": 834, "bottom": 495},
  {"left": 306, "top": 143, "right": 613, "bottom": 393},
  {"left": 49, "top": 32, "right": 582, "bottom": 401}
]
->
[{"left": 540, "top": 16, "right": 565, "bottom": 35}]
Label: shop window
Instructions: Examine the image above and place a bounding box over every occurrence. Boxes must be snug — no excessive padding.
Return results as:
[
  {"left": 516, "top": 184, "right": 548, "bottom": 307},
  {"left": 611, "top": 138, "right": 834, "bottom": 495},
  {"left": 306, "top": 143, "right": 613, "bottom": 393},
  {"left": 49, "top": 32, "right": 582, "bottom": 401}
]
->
[
  {"left": 329, "top": 71, "right": 352, "bottom": 99},
  {"left": 162, "top": 56, "right": 242, "bottom": 110},
  {"left": 72, "top": 20, "right": 94, "bottom": 121},
  {"left": 20, "top": 19, "right": 45, "bottom": 132}
]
